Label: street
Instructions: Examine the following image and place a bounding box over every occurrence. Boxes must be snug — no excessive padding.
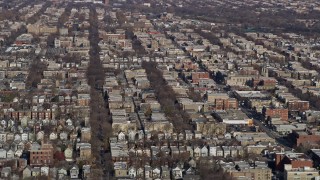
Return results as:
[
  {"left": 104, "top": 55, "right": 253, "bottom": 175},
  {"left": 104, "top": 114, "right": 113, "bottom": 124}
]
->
[{"left": 241, "top": 107, "right": 292, "bottom": 149}]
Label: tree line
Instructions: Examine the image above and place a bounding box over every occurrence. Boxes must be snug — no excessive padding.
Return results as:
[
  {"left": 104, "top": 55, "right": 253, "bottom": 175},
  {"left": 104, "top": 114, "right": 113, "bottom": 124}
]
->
[
  {"left": 142, "top": 61, "right": 193, "bottom": 132},
  {"left": 86, "top": 4, "right": 113, "bottom": 178}
]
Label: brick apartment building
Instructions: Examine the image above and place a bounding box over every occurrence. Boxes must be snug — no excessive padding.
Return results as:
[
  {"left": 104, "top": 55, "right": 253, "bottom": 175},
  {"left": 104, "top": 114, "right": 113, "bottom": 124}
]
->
[
  {"left": 287, "top": 100, "right": 309, "bottom": 112},
  {"left": 265, "top": 108, "right": 288, "bottom": 121},
  {"left": 252, "top": 77, "right": 277, "bottom": 90},
  {"left": 175, "top": 62, "right": 198, "bottom": 71},
  {"left": 239, "top": 69, "right": 259, "bottom": 76},
  {"left": 211, "top": 98, "right": 238, "bottom": 111},
  {"left": 192, "top": 72, "right": 210, "bottom": 84},
  {"left": 104, "top": 33, "right": 125, "bottom": 43},
  {"left": 290, "top": 130, "right": 320, "bottom": 146},
  {"left": 10, "top": 110, "right": 53, "bottom": 120},
  {"left": 275, "top": 152, "right": 313, "bottom": 171},
  {"left": 30, "top": 143, "right": 54, "bottom": 166}
]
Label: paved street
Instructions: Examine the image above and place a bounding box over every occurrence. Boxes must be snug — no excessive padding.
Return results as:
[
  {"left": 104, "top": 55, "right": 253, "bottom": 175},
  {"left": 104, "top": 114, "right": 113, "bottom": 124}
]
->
[{"left": 241, "top": 108, "right": 292, "bottom": 149}]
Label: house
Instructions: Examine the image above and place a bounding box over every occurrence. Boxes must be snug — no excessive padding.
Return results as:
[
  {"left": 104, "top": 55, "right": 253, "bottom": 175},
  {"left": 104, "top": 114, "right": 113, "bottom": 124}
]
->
[
  {"left": 171, "top": 146, "right": 179, "bottom": 157},
  {"left": 40, "top": 166, "right": 49, "bottom": 176},
  {"left": 58, "top": 168, "right": 67, "bottom": 179},
  {"left": 230, "top": 146, "right": 238, "bottom": 157},
  {"left": 66, "top": 119, "right": 73, "bottom": 126},
  {"left": 1, "top": 167, "right": 11, "bottom": 178},
  {"left": 81, "top": 127, "right": 91, "bottom": 142},
  {"left": 7, "top": 133, "right": 14, "bottom": 141},
  {"left": 70, "top": 131, "right": 78, "bottom": 142},
  {"left": 138, "top": 130, "right": 144, "bottom": 140},
  {"left": 185, "top": 130, "right": 194, "bottom": 140},
  {"left": 188, "top": 158, "right": 197, "bottom": 168},
  {"left": 137, "top": 167, "right": 144, "bottom": 178},
  {"left": 144, "top": 165, "right": 152, "bottom": 179},
  {"left": 223, "top": 146, "right": 231, "bottom": 158},
  {"left": 11, "top": 142, "right": 18, "bottom": 151},
  {"left": 194, "top": 147, "right": 201, "bottom": 157},
  {"left": 216, "top": 146, "right": 224, "bottom": 157},
  {"left": 64, "top": 147, "right": 73, "bottom": 161},
  {"left": 185, "top": 167, "right": 196, "bottom": 175},
  {"left": 179, "top": 146, "right": 187, "bottom": 155},
  {"left": 128, "top": 167, "right": 136, "bottom": 178},
  {"left": 79, "top": 145, "right": 91, "bottom": 160},
  {"left": 0, "top": 120, "right": 7, "bottom": 128},
  {"left": 161, "top": 166, "right": 170, "bottom": 179},
  {"left": 128, "top": 147, "right": 136, "bottom": 155},
  {"left": 49, "top": 132, "right": 58, "bottom": 140},
  {"left": 161, "top": 146, "right": 170, "bottom": 155},
  {"left": 31, "top": 167, "right": 41, "bottom": 177},
  {"left": 36, "top": 131, "right": 44, "bottom": 141},
  {"left": 195, "top": 131, "right": 202, "bottom": 139},
  {"left": 158, "top": 132, "right": 165, "bottom": 140},
  {"left": 172, "top": 167, "right": 183, "bottom": 179},
  {"left": 224, "top": 133, "right": 232, "bottom": 139},
  {"left": 0, "top": 149, "right": 7, "bottom": 158},
  {"left": 15, "top": 149, "right": 23, "bottom": 157},
  {"left": 118, "top": 131, "right": 126, "bottom": 141},
  {"left": 178, "top": 132, "right": 184, "bottom": 140},
  {"left": 70, "top": 166, "right": 79, "bottom": 179},
  {"left": 50, "top": 168, "right": 57, "bottom": 179},
  {"left": 21, "top": 117, "right": 28, "bottom": 127},
  {"left": 128, "top": 131, "right": 136, "bottom": 141},
  {"left": 172, "top": 133, "right": 178, "bottom": 140},
  {"left": 23, "top": 166, "right": 32, "bottom": 179},
  {"left": 18, "top": 158, "right": 27, "bottom": 170},
  {"left": 21, "top": 133, "right": 28, "bottom": 141},
  {"left": 14, "top": 134, "right": 21, "bottom": 141},
  {"left": 59, "top": 131, "right": 68, "bottom": 140},
  {"left": 165, "top": 132, "right": 171, "bottom": 140},
  {"left": 200, "top": 146, "right": 208, "bottom": 157},
  {"left": 7, "top": 149, "right": 14, "bottom": 158},
  {"left": 186, "top": 146, "right": 193, "bottom": 157},
  {"left": 151, "top": 146, "right": 160, "bottom": 157},
  {"left": 152, "top": 167, "right": 161, "bottom": 179},
  {"left": 82, "top": 165, "right": 91, "bottom": 178},
  {"left": 209, "top": 145, "right": 217, "bottom": 156},
  {"left": 0, "top": 132, "right": 6, "bottom": 142},
  {"left": 114, "top": 162, "right": 128, "bottom": 177}
]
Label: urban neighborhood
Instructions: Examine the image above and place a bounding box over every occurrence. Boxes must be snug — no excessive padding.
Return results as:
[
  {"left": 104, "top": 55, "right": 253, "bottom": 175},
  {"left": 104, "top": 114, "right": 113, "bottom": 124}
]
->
[{"left": 1, "top": 0, "right": 320, "bottom": 179}]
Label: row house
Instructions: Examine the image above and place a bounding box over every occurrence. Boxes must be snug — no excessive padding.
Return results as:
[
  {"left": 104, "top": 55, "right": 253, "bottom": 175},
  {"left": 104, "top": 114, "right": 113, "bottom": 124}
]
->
[
  {"left": 191, "top": 72, "right": 210, "bottom": 84},
  {"left": 9, "top": 111, "right": 53, "bottom": 120},
  {"left": 287, "top": 100, "right": 309, "bottom": 112},
  {"left": 265, "top": 108, "right": 289, "bottom": 121},
  {"left": 208, "top": 98, "right": 238, "bottom": 111},
  {"left": 128, "top": 165, "right": 179, "bottom": 180}
]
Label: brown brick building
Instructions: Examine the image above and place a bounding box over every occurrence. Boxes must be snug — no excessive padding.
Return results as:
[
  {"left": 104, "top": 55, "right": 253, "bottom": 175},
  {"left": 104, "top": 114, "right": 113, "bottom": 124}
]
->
[
  {"left": 192, "top": 72, "right": 210, "bottom": 84},
  {"left": 104, "top": 34, "right": 125, "bottom": 42},
  {"left": 78, "top": 98, "right": 90, "bottom": 106},
  {"left": 10, "top": 111, "right": 52, "bottom": 120},
  {"left": 211, "top": 98, "right": 238, "bottom": 111},
  {"left": 287, "top": 101, "right": 309, "bottom": 112},
  {"left": 239, "top": 69, "right": 259, "bottom": 76},
  {"left": 275, "top": 152, "right": 313, "bottom": 171},
  {"left": 290, "top": 131, "right": 320, "bottom": 146},
  {"left": 265, "top": 108, "right": 288, "bottom": 121},
  {"left": 30, "top": 143, "right": 54, "bottom": 166}
]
